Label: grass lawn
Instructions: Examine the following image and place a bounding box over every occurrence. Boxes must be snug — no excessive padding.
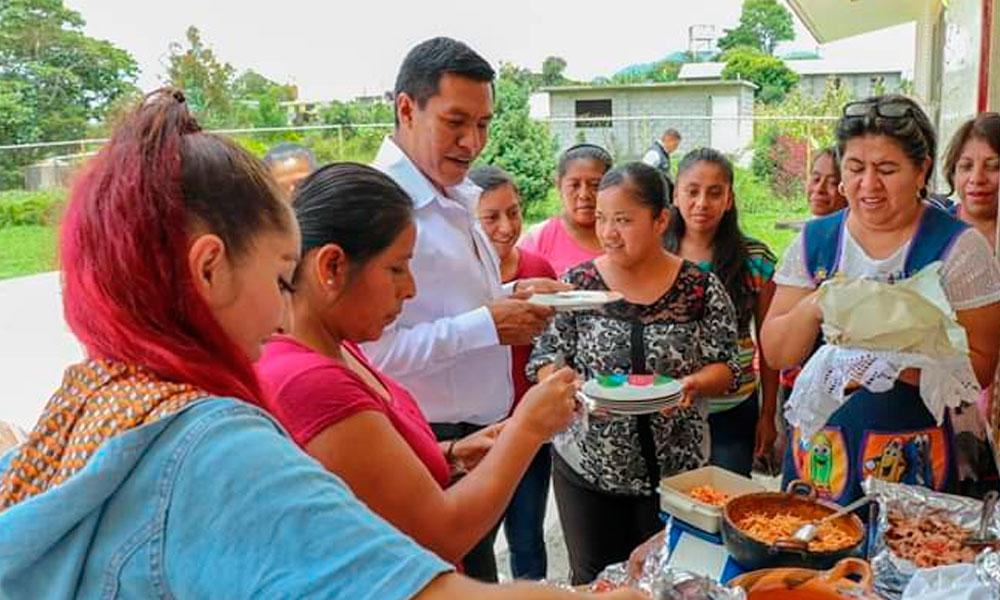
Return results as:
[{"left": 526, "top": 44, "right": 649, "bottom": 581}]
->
[
  {"left": 524, "top": 177, "right": 808, "bottom": 259},
  {"left": 0, "top": 173, "right": 807, "bottom": 282},
  {"left": 740, "top": 210, "right": 808, "bottom": 259},
  {"left": 0, "top": 225, "right": 58, "bottom": 280}
]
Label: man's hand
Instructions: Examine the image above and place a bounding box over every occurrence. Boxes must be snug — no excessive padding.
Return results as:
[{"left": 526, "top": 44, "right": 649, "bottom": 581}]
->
[
  {"left": 514, "top": 278, "right": 574, "bottom": 295},
  {"left": 487, "top": 298, "right": 555, "bottom": 346}
]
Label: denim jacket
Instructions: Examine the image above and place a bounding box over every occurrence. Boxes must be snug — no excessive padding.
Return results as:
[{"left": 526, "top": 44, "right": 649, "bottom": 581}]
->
[{"left": 0, "top": 398, "right": 450, "bottom": 599}]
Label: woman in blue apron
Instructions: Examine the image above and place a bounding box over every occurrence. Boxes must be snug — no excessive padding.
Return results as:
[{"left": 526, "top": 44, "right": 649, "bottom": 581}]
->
[{"left": 761, "top": 95, "right": 1000, "bottom": 506}]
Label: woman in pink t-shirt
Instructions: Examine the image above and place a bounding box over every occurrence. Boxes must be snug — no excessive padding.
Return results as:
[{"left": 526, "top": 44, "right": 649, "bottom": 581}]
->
[
  {"left": 257, "top": 163, "right": 578, "bottom": 568},
  {"left": 519, "top": 144, "right": 612, "bottom": 275},
  {"left": 471, "top": 166, "right": 557, "bottom": 580}
]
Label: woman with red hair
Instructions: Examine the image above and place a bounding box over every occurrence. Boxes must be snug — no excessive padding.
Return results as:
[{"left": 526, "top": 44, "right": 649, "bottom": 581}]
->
[{"left": 0, "top": 89, "right": 639, "bottom": 600}]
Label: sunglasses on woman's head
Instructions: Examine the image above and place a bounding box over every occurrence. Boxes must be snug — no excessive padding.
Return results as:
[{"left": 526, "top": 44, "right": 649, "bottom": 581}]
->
[{"left": 842, "top": 99, "right": 915, "bottom": 120}]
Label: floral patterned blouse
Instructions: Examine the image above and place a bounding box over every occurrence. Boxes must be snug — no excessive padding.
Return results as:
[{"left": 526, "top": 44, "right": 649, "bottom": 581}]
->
[{"left": 527, "top": 259, "right": 741, "bottom": 496}]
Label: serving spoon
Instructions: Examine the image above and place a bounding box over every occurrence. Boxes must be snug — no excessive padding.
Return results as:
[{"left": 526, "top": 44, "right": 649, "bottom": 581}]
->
[{"left": 792, "top": 494, "right": 875, "bottom": 544}]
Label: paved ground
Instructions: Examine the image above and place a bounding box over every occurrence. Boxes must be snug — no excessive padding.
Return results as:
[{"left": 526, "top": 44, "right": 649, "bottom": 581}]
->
[
  {"left": 493, "top": 487, "right": 571, "bottom": 582},
  {"left": 0, "top": 271, "right": 82, "bottom": 429}
]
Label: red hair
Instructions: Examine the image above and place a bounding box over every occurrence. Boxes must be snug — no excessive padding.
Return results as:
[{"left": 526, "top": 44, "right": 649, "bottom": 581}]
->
[{"left": 60, "top": 89, "right": 288, "bottom": 406}]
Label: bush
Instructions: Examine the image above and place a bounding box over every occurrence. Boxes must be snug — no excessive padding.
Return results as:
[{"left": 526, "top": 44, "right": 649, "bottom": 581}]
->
[
  {"left": 477, "top": 64, "right": 557, "bottom": 209},
  {"left": 0, "top": 189, "right": 66, "bottom": 228},
  {"left": 751, "top": 82, "right": 852, "bottom": 200},
  {"left": 721, "top": 46, "right": 799, "bottom": 104}
]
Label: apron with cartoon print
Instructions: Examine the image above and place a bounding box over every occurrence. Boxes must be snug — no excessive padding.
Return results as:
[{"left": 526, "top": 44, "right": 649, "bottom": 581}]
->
[{"left": 782, "top": 208, "right": 968, "bottom": 505}]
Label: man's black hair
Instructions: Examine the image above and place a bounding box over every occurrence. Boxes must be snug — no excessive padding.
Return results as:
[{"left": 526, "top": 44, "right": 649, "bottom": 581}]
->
[{"left": 393, "top": 37, "right": 495, "bottom": 126}]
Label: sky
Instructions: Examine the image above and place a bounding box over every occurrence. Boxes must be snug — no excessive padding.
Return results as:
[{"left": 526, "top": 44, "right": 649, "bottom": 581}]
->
[{"left": 65, "top": 0, "right": 916, "bottom": 102}]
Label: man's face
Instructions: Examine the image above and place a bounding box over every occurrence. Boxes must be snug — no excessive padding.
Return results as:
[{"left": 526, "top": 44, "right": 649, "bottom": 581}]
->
[
  {"left": 270, "top": 156, "right": 312, "bottom": 201},
  {"left": 663, "top": 135, "right": 680, "bottom": 154},
  {"left": 396, "top": 73, "right": 493, "bottom": 189}
]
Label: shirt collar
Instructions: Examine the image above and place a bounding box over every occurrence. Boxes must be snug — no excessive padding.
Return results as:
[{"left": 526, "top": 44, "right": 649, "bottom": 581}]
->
[{"left": 372, "top": 137, "right": 481, "bottom": 211}]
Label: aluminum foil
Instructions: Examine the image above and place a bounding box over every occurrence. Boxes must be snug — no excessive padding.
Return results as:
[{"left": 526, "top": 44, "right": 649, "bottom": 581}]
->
[
  {"left": 863, "top": 478, "right": 1000, "bottom": 599},
  {"left": 586, "top": 520, "right": 745, "bottom": 599}
]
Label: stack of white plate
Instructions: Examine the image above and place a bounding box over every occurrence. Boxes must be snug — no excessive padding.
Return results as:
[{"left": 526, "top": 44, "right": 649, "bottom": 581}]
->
[{"left": 580, "top": 376, "right": 683, "bottom": 415}]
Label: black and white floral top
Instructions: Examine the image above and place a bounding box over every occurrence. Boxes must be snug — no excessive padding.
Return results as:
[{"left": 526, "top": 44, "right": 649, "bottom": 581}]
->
[{"left": 527, "top": 259, "right": 741, "bottom": 496}]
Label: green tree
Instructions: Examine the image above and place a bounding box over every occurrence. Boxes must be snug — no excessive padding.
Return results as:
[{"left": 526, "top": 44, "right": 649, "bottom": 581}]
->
[
  {"left": 541, "top": 56, "right": 567, "bottom": 87},
  {"left": 166, "top": 26, "right": 237, "bottom": 127},
  {"left": 722, "top": 46, "right": 799, "bottom": 104},
  {"left": 718, "top": 0, "right": 795, "bottom": 56},
  {"left": 231, "top": 70, "right": 297, "bottom": 129},
  {"left": 0, "top": 0, "right": 138, "bottom": 188},
  {"left": 477, "top": 63, "right": 556, "bottom": 207},
  {"left": 608, "top": 61, "right": 681, "bottom": 85}
]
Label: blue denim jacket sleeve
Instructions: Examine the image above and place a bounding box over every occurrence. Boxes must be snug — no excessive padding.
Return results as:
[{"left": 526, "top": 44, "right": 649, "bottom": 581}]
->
[{"left": 162, "top": 403, "right": 451, "bottom": 600}]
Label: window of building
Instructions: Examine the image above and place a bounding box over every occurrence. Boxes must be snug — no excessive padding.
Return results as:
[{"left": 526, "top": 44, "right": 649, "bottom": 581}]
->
[{"left": 575, "top": 99, "right": 612, "bottom": 128}]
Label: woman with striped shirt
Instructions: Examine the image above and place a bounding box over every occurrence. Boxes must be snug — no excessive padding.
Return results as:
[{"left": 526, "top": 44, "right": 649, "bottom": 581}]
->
[{"left": 662, "top": 148, "right": 779, "bottom": 477}]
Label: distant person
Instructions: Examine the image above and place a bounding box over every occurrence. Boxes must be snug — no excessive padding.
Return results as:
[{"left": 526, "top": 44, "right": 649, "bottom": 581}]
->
[
  {"left": 366, "top": 37, "right": 567, "bottom": 582},
  {"left": 641, "top": 128, "right": 681, "bottom": 182},
  {"left": 528, "top": 162, "right": 740, "bottom": 585},
  {"left": 777, "top": 148, "right": 850, "bottom": 400},
  {"left": 941, "top": 112, "right": 999, "bottom": 497},
  {"left": 806, "top": 147, "right": 848, "bottom": 217},
  {"left": 662, "top": 148, "right": 779, "bottom": 478},
  {"left": 942, "top": 112, "right": 999, "bottom": 248},
  {"left": 519, "top": 144, "right": 613, "bottom": 275},
  {"left": 470, "top": 165, "right": 556, "bottom": 580},
  {"left": 264, "top": 142, "right": 316, "bottom": 198}
]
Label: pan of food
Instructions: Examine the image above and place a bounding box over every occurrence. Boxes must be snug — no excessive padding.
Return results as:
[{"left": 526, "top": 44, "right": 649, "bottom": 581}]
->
[{"left": 721, "top": 480, "right": 866, "bottom": 570}]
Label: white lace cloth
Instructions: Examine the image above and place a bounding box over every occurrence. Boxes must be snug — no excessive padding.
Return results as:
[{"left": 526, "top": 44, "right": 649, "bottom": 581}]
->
[
  {"left": 786, "top": 345, "right": 981, "bottom": 439},
  {"left": 777, "top": 223, "right": 1000, "bottom": 438}
]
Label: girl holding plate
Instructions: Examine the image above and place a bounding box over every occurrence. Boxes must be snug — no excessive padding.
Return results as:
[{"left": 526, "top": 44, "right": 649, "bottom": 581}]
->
[{"left": 527, "top": 162, "right": 741, "bottom": 585}]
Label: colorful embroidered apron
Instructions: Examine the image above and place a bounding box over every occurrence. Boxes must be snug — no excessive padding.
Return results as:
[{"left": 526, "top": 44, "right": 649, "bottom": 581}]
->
[{"left": 782, "top": 208, "right": 968, "bottom": 505}]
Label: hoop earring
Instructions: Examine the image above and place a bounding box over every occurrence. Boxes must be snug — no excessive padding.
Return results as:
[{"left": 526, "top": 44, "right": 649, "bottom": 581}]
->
[{"left": 919, "top": 186, "right": 928, "bottom": 199}]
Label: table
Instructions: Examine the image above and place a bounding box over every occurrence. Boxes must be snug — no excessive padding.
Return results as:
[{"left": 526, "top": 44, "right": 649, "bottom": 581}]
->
[{"left": 662, "top": 516, "right": 746, "bottom": 583}]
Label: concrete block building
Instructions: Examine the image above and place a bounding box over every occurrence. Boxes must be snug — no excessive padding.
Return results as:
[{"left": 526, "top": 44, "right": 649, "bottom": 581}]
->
[{"left": 540, "top": 80, "right": 757, "bottom": 161}]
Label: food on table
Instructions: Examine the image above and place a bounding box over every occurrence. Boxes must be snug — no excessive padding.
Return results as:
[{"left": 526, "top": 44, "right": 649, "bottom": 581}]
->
[
  {"left": 884, "top": 509, "right": 981, "bottom": 567},
  {"left": 735, "top": 511, "right": 855, "bottom": 552},
  {"left": 590, "top": 579, "right": 622, "bottom": 592},
  {"left": 687, "top": 484, "right": 729, "bottom": 507}
]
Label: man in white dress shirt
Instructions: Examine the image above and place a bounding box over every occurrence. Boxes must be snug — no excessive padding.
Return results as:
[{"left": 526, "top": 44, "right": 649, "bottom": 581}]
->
[{"left": 365, "top": 37, "right": 566, "bottom": 581}]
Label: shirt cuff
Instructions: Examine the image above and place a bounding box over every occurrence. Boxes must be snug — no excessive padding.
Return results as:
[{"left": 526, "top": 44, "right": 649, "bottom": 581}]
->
[
  {"left": 457, "top": 306, "right": 500, "bottom": 349},
  {"left": 502, "top": 280, "right": 518, "bottom": 295}
]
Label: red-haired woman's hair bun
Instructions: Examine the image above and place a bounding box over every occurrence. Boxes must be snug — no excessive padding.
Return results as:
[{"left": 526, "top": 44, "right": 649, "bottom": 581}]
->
[{"left": 60, "top": 87, "right": 287, "bottom": 406}]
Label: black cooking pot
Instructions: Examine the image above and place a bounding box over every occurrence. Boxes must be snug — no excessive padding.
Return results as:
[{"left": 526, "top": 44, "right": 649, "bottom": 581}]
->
[{"left": 721, "top": 480, "right": 865, "bottom": 571}]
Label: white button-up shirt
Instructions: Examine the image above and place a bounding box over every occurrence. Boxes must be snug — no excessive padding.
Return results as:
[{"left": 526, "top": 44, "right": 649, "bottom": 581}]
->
[{"left": 363, "top": 137, "right": 514, "bottom": 425}]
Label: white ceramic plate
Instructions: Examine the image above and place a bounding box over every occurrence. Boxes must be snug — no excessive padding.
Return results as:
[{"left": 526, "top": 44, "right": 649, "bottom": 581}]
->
[
  {"left": 527, "top": 290, "right": 623, "bottom": 311},
  {"left": 582, "top": 376, "right": 683, "bottom": 402}
]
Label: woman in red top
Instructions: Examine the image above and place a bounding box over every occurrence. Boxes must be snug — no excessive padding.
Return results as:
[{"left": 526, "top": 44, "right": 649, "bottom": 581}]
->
[
  {"left": 471, "top": 166, "right": 557, "bottom": 580},
  {"left": 257, "top": 162, "right": 578, "bottom": 567}
]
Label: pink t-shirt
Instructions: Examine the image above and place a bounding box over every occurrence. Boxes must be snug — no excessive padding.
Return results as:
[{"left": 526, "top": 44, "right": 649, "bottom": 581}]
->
[
  {"left": 518, "top": 217, "right": 602, "bottom": 276},
  {"left": 257, "top": 336, "right": 450, "bottom": 488}
]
